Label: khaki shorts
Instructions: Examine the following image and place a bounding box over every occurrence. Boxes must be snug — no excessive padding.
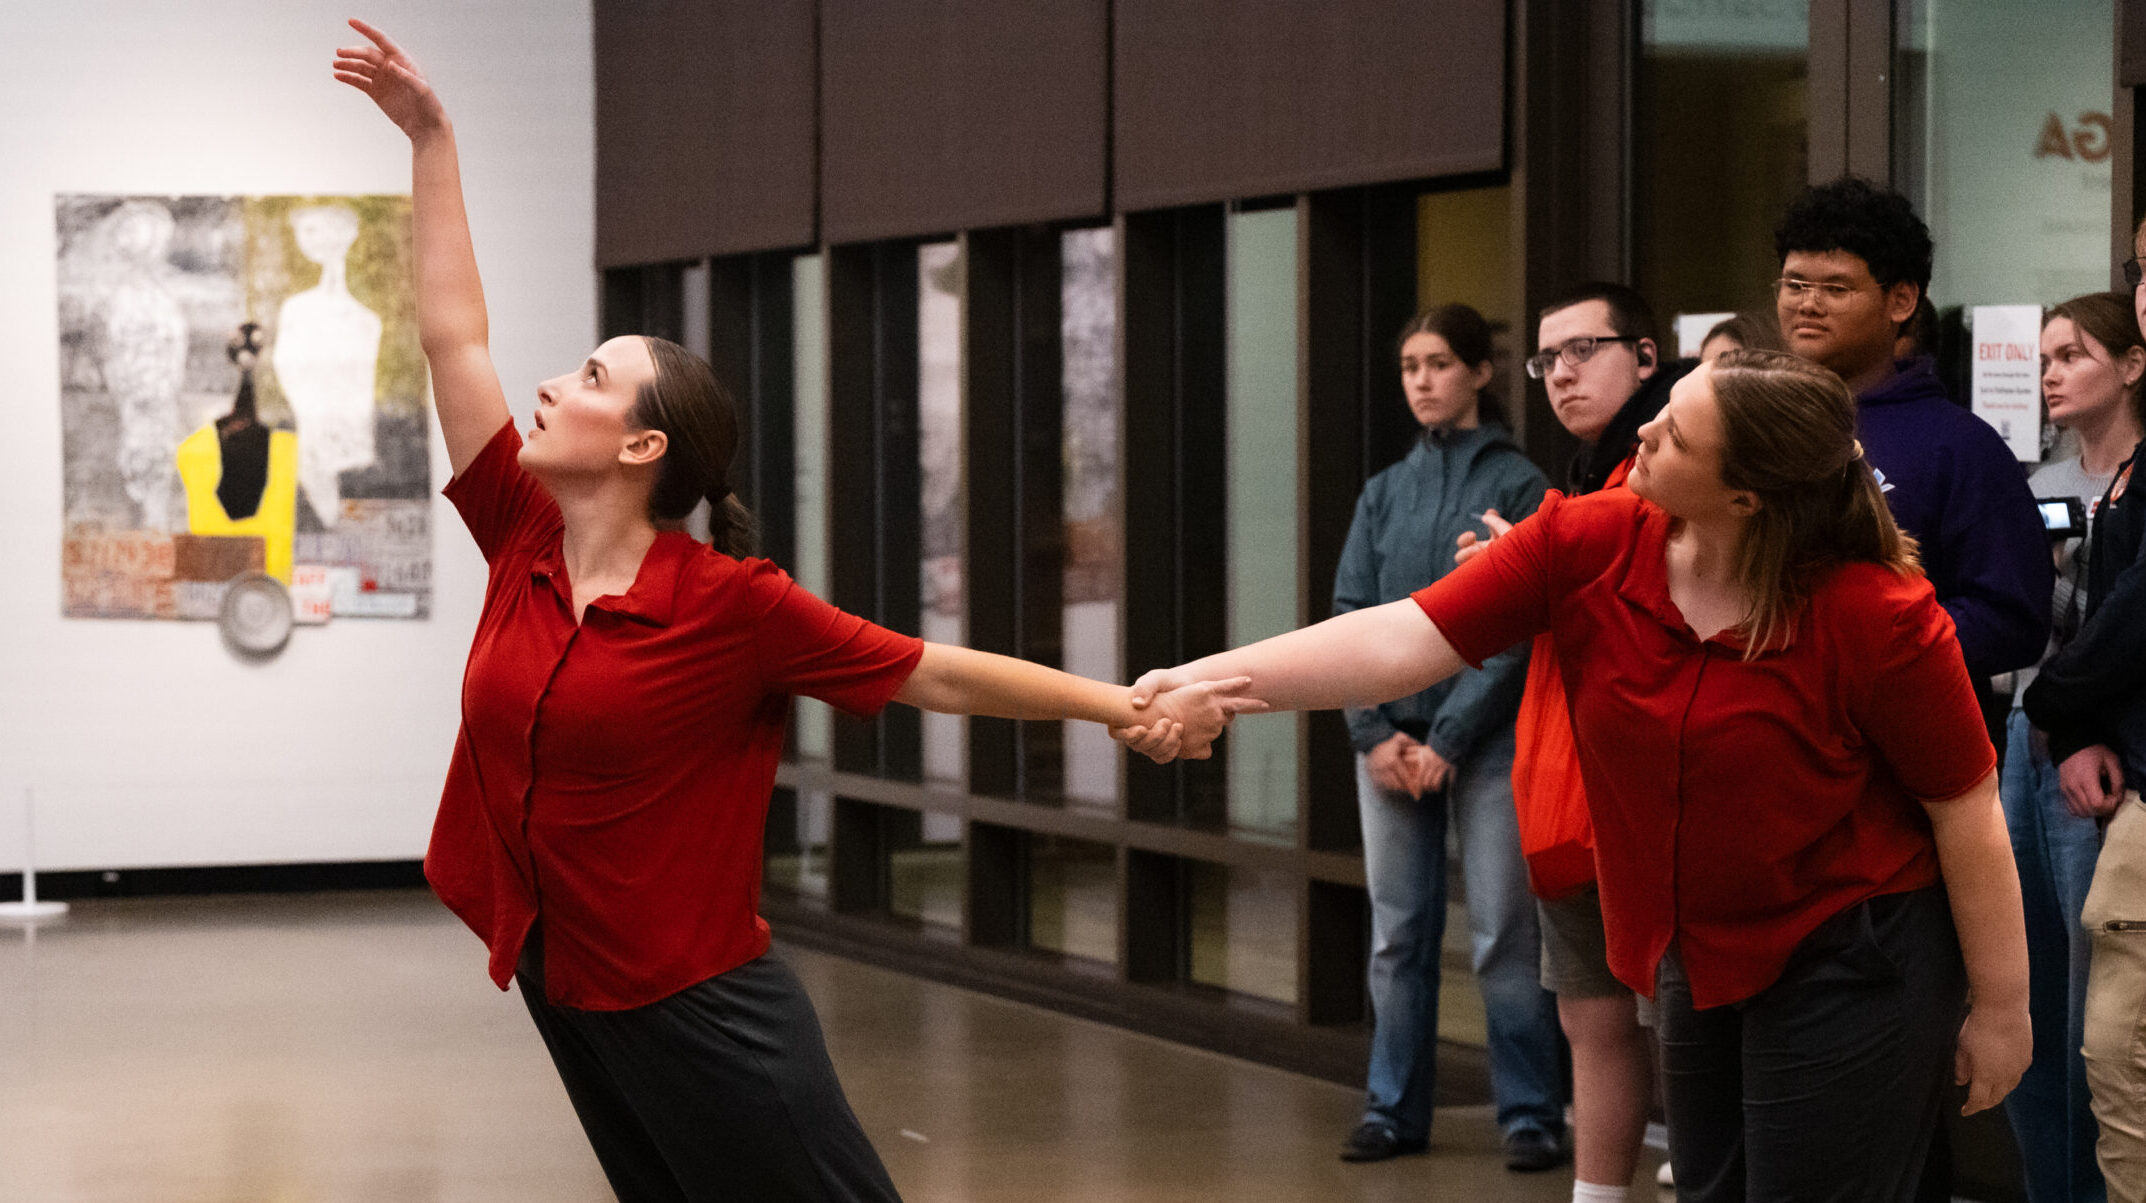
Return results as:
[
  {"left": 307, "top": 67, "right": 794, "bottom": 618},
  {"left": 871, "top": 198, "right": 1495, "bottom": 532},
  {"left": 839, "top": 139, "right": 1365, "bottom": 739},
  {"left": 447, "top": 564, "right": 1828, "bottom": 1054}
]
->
[
  {"left": 1537, "top": 885, "right": 1623, "bottom": 999},
  {"left": 1537, "top": 886, "right": 1657, "bottom": 1023}
]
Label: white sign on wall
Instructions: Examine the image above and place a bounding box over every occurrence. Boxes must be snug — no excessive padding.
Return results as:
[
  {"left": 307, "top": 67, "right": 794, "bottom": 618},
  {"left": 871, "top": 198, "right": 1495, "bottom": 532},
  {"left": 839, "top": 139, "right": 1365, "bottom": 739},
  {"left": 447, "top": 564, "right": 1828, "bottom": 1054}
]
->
[{"left": 1970, "top": 304, "right": 2044, "bottom": 462}]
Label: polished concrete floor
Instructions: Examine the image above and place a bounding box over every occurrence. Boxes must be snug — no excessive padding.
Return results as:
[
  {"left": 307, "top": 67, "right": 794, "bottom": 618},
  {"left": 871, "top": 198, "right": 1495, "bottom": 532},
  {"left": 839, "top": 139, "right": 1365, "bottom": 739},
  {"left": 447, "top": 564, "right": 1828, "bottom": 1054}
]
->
[{"left": 0, "top": 890, "right": 1666, "bottom": 1201}]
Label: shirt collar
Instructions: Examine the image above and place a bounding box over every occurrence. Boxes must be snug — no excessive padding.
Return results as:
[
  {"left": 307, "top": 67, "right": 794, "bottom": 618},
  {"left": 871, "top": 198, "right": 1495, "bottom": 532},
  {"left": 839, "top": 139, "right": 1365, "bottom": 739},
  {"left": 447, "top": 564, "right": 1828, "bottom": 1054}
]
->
[
  {"left": 528, "top": 531, "right": 692, "bottom": 627},
  {"left": 1613, "top": 501, "right": 1773, "bottom": 655}
]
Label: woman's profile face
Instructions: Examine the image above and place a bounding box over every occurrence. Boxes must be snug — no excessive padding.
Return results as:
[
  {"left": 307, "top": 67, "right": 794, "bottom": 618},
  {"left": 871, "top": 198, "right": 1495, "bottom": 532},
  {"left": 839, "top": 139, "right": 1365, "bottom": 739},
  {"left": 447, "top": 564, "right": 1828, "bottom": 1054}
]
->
[
  {"left": 1399, "top": 331, "right": 1491, "bottom": 430},
  {"left": 1629, "top": 365, "right": 1742, "bottom": 520},
  {"left": 2039, "top": 317, "right": 2134, "bottom": 432},
  {"left": 519, "top": 335, "right": 660, "bottom": 479}
]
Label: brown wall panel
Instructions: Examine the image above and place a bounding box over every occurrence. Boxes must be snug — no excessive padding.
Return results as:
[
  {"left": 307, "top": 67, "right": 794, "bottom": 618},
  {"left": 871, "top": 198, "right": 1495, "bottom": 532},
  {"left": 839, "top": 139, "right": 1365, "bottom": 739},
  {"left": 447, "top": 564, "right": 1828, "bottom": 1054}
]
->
[
  {"left": 2123, "top": 0, "right": 2146, "bottom": 87},
  {"left": 595, "top": 0, "right": 816, "bottom": 266},
  {"left": 820, "top": 0, "right": 1109, "bottom": 243},
  {"left": 1115, "top": 0, "right": 1507, "bottom": 211}
]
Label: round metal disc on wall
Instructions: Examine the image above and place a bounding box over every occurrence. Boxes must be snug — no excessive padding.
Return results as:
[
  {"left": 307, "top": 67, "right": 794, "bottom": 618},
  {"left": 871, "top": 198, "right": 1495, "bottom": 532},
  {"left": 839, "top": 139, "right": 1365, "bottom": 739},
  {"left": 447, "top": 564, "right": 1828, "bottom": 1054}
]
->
[{"left": 219, "top": 572, "right": 293, "bottom": 657}]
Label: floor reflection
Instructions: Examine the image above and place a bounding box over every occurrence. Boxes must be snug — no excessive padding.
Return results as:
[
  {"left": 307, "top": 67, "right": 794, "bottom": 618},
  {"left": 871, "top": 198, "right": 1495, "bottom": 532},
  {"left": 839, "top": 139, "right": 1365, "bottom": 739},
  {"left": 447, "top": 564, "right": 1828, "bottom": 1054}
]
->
[{"left": 0, "top": 890, "right": 1653, "bottom": 1201}]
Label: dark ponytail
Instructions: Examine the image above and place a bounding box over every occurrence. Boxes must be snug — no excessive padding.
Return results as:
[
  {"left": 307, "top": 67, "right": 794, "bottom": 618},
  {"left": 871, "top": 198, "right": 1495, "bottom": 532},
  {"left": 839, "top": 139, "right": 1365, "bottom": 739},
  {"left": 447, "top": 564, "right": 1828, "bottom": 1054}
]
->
[{"left": 629, "top": 336, "right": 760, "bottom": 559}]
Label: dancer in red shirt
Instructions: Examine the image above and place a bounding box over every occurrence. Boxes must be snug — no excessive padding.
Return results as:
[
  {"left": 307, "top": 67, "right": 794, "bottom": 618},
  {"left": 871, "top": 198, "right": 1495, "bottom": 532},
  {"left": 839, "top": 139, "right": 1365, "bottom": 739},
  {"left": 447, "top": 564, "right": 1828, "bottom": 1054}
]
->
[
  {"left": 1121, "top": 350, "right": 2031, "bottom": 1201},
  {"left": 335, "top": 23, "right": 1255, "bottom": 1201}
]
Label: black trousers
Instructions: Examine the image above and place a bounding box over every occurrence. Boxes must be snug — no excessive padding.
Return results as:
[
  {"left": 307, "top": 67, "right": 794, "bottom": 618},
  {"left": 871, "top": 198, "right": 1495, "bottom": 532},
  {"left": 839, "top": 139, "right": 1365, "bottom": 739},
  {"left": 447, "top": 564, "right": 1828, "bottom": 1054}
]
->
[
  {"left": 517, "top": 934, "right": 903, "bottom": 1203},
  {"left": 1656, "top": 886, "right": 1967, "bottom": 1203}
]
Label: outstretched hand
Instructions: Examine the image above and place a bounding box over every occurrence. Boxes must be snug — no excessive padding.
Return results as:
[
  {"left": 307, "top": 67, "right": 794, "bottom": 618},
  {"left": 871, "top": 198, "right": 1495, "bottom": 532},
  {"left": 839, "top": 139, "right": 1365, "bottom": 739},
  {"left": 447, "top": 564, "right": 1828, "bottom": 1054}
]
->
[
  {"left": 1112, "top": 675, "right": 1267, "bottom": 764},
  {"left": 333, "top": 19, "right": 446, "bottom": 138},
  {"left": 1453, "top": 507, "right": 1513, "bottom": 565}
]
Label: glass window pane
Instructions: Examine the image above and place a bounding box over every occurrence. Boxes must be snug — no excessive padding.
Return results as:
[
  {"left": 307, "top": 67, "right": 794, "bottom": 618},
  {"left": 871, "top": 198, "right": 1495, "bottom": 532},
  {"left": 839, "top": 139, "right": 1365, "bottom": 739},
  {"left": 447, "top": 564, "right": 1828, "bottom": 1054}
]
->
[
  {"left": 888, "top": 810, "right": 964, "bottom": 933},
  {"left": 1225, "top": 207, "right": 1301, "bottom": 837},
  {"left": 1060, "top": 227, "right": 1122, "bottom": 808},
  {"left": 1636, "top": 2, "right": 1811, "bottom": 321},
  {"left": 1027, "top": 834, "right": 1118, "bottom": 965},
  {"left": 919, "top": 240, "right": 967, "bottom": 786},
  {"left": 764, "top": 787, "right": 831, "bottom": 899},
  {"left": 1188, "top": 861, "right": 1297, "bottom": 1005},
  {"left": 791, "top": 254, "right": 832, "bottom": 762},
  {"left": 1894, "top": 0, "right": 2114, "bottom": 307}
]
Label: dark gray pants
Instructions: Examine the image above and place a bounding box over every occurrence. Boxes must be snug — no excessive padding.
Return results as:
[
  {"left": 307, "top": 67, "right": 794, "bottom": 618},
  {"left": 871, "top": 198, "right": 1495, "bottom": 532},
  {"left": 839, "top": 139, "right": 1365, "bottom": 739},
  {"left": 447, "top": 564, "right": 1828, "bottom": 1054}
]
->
[
  {"left": 1656, "top": 886, "right": 1966, "bottom": 1203},
  {"left": 517, "top": 935, "right": 902, "bottom": 1203}
]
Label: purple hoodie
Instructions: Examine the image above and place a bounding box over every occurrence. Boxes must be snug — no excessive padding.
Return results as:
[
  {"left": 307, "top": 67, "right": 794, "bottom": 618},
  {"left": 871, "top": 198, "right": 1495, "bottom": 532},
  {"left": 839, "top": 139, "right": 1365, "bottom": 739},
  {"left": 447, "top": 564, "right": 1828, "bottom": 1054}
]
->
[{"left": 1856, "top": 356, "right": 2052, "bottom": 677}]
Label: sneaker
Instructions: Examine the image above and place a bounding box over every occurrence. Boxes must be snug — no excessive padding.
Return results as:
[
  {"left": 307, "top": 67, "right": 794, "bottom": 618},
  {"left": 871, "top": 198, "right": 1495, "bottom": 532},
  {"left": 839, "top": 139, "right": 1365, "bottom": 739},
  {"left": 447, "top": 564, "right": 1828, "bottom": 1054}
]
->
[
  {"left": 1657, "top": 1159, "right": 1676, "bottom": 1188},
  {"left": 1339, "top": 1121, "right": 1428, "bottom": 1162},
  {"left": 1503, "top": 1126, "right": 1568, "bottom": 1173}
]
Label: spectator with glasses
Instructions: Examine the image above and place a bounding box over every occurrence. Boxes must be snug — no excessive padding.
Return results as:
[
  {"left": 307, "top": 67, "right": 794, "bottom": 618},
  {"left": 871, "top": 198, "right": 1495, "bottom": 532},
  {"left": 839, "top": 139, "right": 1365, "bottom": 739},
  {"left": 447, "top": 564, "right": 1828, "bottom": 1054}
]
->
[
  {"left": 1775, "top": 174, "right": 2049, "bottom": 1203},
  {"left": 1773, "top": 176, "right": 2050, "bottom": 688},
  {"left": 1465, "top": 283, "right": 1697, "bottom": 1203}
]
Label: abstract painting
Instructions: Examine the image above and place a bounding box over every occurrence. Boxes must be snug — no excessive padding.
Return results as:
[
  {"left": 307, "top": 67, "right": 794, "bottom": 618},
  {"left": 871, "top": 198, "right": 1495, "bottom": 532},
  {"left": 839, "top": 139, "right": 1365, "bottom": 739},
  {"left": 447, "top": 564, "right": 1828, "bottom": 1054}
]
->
[{"left": 56, "top": 194, "right": 430, "bottom": 622}]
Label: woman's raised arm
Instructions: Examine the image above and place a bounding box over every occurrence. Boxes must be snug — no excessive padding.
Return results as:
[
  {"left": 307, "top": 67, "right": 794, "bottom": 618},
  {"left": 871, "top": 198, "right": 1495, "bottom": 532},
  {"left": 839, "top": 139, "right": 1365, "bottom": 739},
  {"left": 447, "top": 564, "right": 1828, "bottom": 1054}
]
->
[{"left": 334, "top": 19, "right": 511, "bottom": 477}]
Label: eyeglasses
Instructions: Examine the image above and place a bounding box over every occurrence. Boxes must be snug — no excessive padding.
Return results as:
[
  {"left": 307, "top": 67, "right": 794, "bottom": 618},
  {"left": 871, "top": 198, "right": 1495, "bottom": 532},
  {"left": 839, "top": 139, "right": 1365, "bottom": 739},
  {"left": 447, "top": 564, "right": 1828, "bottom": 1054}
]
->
[
  {"left": 1772, "top": 276, "right": 1876, "bottom": 308},
  {"left": 2121, "top": 256, "right": 2146, "bottom": 288},
  {"left": 1524, "top": 335, "right": 1640, "bottom": 379}
]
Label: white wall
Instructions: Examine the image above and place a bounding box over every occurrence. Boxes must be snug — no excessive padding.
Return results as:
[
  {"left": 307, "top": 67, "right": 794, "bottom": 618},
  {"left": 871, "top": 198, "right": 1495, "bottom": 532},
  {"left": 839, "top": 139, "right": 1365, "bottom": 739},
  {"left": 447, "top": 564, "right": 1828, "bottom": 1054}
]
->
[{"left": 0, "top": 1, "right": 593, "bottom": 871}]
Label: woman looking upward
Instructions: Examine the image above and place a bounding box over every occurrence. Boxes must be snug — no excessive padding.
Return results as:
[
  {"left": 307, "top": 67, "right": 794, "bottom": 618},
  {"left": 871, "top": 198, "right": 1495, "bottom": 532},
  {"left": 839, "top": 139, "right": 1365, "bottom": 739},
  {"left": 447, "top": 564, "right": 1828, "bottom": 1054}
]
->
[{"left": 334, "top": 22, "right": 1255, "bottom": 1201}]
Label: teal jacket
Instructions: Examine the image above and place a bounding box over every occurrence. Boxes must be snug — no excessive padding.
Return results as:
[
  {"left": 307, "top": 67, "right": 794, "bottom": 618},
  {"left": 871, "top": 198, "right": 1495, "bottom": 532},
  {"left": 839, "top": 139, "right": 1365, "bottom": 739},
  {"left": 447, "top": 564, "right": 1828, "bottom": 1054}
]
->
[{"left": 1331, "top": 422, "right": 1548, "bottom": 763}]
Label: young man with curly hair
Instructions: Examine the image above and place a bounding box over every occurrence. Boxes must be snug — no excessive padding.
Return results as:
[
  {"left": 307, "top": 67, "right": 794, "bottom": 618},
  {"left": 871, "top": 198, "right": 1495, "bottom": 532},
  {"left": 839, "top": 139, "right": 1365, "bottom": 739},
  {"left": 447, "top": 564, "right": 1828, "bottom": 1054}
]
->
[
  {"left": 1774, "top": 177, "right": 2051, "bottom": 684},
  {"left": 1773, "top": 176, "right": 2052, "bottom": 1203}
]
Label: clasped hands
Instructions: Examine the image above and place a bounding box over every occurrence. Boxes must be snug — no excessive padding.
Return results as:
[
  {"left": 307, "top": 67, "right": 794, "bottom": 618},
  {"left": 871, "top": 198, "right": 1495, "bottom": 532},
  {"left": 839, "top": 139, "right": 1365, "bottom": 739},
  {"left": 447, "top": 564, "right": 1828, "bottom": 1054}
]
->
[{"left": 1110, "top": 670, "right": 1267, "bottom": 764}]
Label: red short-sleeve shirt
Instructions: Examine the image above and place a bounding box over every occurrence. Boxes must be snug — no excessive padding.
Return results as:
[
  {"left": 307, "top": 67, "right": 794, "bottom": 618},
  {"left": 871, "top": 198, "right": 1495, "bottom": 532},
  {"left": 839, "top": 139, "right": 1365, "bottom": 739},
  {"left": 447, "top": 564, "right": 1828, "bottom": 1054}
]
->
[
  {"left": 431, "top": 422, "right": 923, "bottom": 1010},
  {"left": 1415, "top": 489, "right": 1995, "bottom": 1008}
]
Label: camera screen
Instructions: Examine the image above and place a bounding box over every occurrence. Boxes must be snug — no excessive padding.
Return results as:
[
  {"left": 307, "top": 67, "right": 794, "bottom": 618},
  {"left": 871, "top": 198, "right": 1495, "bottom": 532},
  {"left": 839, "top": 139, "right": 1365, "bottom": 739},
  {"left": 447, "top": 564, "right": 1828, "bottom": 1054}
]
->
[{"left": 2041, "top": 501, "right": 2072, "bottom": 529}]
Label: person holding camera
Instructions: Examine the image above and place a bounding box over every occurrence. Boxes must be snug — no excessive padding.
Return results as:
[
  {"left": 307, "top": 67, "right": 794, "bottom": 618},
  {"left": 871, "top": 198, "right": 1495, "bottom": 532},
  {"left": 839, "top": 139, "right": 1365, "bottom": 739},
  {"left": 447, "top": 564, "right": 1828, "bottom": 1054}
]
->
[{"left": 2006, "top": 292, "right": 2143, "bottom": 1203}]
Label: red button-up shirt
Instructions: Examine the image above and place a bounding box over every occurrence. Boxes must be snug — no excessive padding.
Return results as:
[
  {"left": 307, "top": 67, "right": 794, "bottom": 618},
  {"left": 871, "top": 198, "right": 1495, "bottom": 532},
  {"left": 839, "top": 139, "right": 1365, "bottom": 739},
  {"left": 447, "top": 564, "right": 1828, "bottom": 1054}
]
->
[
  {"left": 1416, "top": 489, "right": 1994, "bottom": 1007},
  {"left": 430, "top": 422, "right": 922, "bottom": 1010}
]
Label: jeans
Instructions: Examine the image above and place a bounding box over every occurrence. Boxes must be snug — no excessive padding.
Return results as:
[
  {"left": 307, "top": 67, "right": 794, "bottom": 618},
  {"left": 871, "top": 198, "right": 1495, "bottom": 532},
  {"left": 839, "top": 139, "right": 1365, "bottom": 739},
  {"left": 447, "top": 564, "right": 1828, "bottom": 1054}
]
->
[
  {"left": 1657, "top": 886, "right": 1964, "bottom": 1203},
  {"left": 2004, "top": 710, "right": 2109, "bottom": 1203},
  {"left": 1357, "top": 728, "right": 1563, "bottom": 1140}
]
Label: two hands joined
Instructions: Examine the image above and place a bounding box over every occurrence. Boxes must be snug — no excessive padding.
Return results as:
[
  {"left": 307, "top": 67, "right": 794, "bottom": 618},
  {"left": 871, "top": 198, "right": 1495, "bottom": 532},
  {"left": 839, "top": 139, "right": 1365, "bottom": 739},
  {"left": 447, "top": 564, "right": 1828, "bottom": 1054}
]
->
[
  {"left": 1111, "top": 507, "right": 1513, "bottom": 766},
  {"left": 1110, "top": 674, "right": 1268, "bottom": 764}
]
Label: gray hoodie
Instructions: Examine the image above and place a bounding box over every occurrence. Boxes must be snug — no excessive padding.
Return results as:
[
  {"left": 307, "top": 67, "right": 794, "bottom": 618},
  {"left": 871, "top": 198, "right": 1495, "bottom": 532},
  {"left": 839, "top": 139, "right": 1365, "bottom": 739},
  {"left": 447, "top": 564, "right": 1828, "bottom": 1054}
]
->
[{"left": 1332, "top": 422, "right": 1548, "bottom": 763}]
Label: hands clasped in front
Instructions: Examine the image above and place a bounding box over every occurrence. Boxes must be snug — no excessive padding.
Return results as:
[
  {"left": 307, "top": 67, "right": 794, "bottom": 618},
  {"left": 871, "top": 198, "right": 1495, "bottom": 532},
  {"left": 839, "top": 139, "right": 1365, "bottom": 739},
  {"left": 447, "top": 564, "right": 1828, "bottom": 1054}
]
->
[{"left": 1111, "top": 672, "right": 1268, "bottom": 764}]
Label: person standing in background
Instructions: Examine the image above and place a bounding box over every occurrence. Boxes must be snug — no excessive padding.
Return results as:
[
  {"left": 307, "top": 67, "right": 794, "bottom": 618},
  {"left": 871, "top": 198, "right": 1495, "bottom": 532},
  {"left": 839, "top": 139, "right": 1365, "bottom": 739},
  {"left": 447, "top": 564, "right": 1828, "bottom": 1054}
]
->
[
  {"left": 1774, "top": 173, "right": 2052, "bottom": 1203},
  {"left": 1464, "top": 282, "right": 1696, "bottom": 1203},
  {"left": 1773, "top": 176, "right": 2051, "bottom": 686},
  {"left": 1332, "top": 304, "right": 1564, "bottom": 1173},
  {"left": 2003, "top": 292, "right": 2141, "bottom": 1203},
  {"left": 2024, "top": 238, "right": 2146, "bottom": 1203}
]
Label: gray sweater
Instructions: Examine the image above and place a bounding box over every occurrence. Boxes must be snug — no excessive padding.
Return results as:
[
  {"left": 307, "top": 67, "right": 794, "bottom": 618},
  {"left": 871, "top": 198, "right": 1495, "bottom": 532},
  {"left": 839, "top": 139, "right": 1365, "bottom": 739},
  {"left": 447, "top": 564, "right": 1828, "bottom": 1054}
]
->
[{"left": 1331, "top": 422, "right": 1548, "bottom": 762}]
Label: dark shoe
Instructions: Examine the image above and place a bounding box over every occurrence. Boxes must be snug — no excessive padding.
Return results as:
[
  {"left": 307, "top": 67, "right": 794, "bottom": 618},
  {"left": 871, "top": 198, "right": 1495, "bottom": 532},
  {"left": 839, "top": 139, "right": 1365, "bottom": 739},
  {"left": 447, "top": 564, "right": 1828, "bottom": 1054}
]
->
[
  {"left": 1503, "top": 1127, "right": 1567, "bottom": 1173},
  {"left": 1340, "top": 1121, "right": 1428, "bottom": 1162}
]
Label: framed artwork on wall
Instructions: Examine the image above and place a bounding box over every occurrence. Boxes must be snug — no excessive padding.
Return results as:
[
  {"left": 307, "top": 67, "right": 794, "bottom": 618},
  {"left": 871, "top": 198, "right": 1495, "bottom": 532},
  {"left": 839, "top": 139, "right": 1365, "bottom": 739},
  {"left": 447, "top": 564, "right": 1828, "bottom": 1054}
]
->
[{"left": 55, "top": 193, "right": 430, "bottom": 625}]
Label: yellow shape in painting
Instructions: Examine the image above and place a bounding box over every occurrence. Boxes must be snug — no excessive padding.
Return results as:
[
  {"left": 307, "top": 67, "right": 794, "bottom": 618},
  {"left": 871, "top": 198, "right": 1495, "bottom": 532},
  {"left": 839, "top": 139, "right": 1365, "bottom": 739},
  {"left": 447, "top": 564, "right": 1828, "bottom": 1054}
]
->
[{"left": 175, "top": 425, "right": 300, "bottom": 583}]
